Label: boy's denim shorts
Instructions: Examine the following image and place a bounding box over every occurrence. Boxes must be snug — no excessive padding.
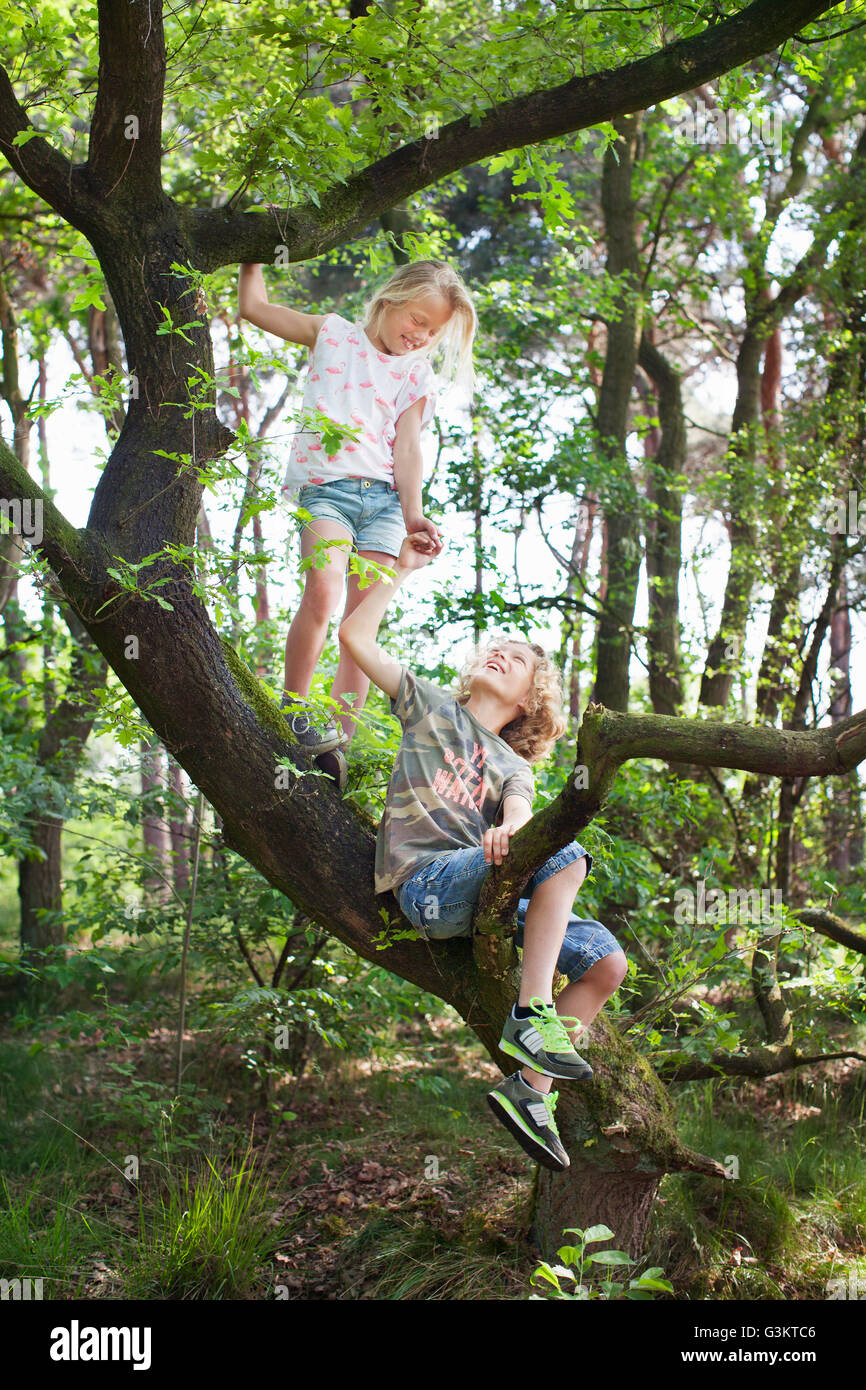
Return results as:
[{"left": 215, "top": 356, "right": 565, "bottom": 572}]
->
[
  {"left": 296, "top": 478, "right": 405, "bottom": 557},
  {"left": 395, "top": 839, "right": 622, "bottom": 983}
]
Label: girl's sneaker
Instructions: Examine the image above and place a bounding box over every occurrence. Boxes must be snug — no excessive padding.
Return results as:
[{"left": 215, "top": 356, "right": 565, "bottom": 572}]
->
[
  {"left": 499, "top": 998, "right": 593, "bottom": 1081},
  {"left": 487, "top": 1073, "right": 569, "bottom": 1171},
  {"left": 280, "top": 694, "right": 346, "bottom": 754}
]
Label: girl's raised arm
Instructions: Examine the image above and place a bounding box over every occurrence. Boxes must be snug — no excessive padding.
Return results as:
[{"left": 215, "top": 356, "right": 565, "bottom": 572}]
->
[{"left": 238, "top": 263, "right": 325, "bottom": 348}]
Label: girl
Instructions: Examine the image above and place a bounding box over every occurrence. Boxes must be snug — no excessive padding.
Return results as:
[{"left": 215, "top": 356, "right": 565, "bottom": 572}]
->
[{"left": 238, "top": 258, "right": 476, "bottom": 784}]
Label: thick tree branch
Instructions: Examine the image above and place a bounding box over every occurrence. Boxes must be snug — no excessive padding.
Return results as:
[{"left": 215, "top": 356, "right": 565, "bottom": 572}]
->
[
  {"left": 795, "top": 907, "right": 866, "bottom": 956},
  {"left": 0, "top": 432, "right": 99, "bottom": 616},
  {"left": 0, "top": 67, "right": 81, "bottom": 224},
  {"left": 656, "top": 1043, "right": 866, "bottom": 1083},
  {"left": 187, "top": 0, "right": 836, "bottom": 269},
  {"left": 474, "top": 702, "right": 866, "bottom": 956},
  {"left": 88, "top": 0, "right": 167, "bottom": 202}
]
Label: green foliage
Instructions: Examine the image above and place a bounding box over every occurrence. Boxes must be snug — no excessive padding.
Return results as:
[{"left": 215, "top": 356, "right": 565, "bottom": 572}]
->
[{"left": 529, "top": 1224, "right": 674, "bottom": 1300}]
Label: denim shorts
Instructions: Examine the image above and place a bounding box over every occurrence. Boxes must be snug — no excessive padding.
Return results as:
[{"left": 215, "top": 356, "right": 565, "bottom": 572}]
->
[
  {"left": 395, "top": 840, "right": 622, "bottom": 983},
  {"left": 296, "top": 478, "right": 405, "bottom": 557}
]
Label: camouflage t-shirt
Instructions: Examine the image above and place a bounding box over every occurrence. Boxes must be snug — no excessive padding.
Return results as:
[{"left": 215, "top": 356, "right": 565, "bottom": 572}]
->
[{"left": 374, "top": 666, "right": 535, "bottom": 895}]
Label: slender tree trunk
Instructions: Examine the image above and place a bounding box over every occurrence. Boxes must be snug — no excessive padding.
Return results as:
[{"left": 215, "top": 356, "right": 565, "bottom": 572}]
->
[
  {"left": 591, "top": 115, "right": 643, "bottom": 713},
  {"left": 638, "top": 332, "right": 685, "bottom": 716},
  {"left": 168, "top": 757, "right": 193, "bottom": 895},
  {"left": 141, "top": 734, "right": 172, "bottom": 903},
  {"left": 825, "top": 570, "right": 858, "bottom": 877},
  {"left": 18, "top": 615, "right": 107, "bottom": 954}
]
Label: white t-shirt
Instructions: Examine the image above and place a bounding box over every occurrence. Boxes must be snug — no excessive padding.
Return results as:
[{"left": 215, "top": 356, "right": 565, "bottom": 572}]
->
[{"left": 280, "top": 312, "right": 438, "bottom": 497}]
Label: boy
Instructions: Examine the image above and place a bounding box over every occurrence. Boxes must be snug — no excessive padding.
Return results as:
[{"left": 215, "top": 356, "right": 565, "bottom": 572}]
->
[{"left": 338, "top": 534, "right": 628, "bottom": 1172}]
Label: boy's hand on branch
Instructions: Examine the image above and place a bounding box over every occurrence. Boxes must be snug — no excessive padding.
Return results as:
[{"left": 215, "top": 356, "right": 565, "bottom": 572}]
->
[{"left": 483, "top": 822, "right": 519, "bottom": 866}]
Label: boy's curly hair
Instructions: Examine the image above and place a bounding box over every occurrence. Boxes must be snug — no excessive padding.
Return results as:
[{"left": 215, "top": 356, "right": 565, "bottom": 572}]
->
[{"left": 453, "top": 636, "right": 568, "bottom": 764}]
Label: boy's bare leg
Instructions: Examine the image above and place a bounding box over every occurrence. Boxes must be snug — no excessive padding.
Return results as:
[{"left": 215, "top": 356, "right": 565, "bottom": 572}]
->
[
  {"left": 518, "top": 856, "right": 587, "bottom": 1004},
  {"left": 331, "top": 549, "right": 398, "bottom": 744},
  {"left": 556, "top": 954, "right": 628, "bottom": 1037},
  {"left": 516, "top": 857, "right": 586, "bottom": 1094},
  {"left": 516, "top": 858, "right": 627, "bottom": 1096},
  {"left": 283, "top": 519, "right": 351, "bottom": 700}
]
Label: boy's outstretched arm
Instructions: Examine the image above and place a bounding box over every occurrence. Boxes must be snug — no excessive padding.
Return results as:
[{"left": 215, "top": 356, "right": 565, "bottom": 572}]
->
[
  {"left": 238, "top": 263, "right": 324, "bottom": 348},
  {"left": 338, "top": 536, "right": 435, "bottom": 699}
]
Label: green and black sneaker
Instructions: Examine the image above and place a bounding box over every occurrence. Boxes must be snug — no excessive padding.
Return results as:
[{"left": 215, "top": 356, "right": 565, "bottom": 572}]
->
[
  {"left": 487, "top": 1072, "right": 569, "bottom": 1172},
  {"left": 499, "top": 998, "right": 592, "bottom": 1081}
]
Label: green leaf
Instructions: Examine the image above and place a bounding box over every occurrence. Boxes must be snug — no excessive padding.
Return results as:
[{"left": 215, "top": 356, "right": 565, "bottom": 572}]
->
[
  {"left": 581, "top": 1224, "right": 616, "bottom": 1243},
  {"left": 588, "top": 1249, "right": 632, "bottom": 1266},
  {"left": 529, "top": 1262, "right": 562, "bottom": 1289}
]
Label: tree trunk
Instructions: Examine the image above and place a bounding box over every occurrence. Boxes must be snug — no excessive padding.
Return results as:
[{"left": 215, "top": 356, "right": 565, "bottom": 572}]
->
[
  {"left": 530, "top": 1014, "right": 720, "bottom": 1258},
  {"left": 535, "top": 1164, "right": 661, "bottom": 1261},
  {"left": 141, "top": 735, "right": 172, "bottom": 903},
  {"left": 825, "top": 565, "right": 858, "bottom": 878},
  {"left": 638, "top": 332, "right": 685, "bottom": 717},
  {"left": 19, "top": 816, "right": 63, "bottom": 952},
  {"left": 168, "top": 757, "right": 193, "bottom": 895},
  {"left": 18, "top": 615, "right": 107, "bottom": 954},
  {"left": 591, "top": 115, "right": 644, "bottom": 713}
]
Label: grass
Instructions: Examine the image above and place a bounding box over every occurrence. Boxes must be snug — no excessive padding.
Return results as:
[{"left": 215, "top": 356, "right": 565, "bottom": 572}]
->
[
  {"left": 124, "top": 1149, "right": 282, "bottom": 1299},
  {"left": 649, "top": 1066, "right": 866, "bottom": 1299}
]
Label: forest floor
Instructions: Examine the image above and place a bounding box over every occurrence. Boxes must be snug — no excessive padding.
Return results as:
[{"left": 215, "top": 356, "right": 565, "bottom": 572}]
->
[{"left": 1, "top": 984, "right": 865, "bottom": 1301}]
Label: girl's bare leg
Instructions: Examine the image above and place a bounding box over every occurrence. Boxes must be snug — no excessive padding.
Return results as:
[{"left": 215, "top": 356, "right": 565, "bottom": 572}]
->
[{"left": 283, "top": 518, "right": 351, "bottom": 701}]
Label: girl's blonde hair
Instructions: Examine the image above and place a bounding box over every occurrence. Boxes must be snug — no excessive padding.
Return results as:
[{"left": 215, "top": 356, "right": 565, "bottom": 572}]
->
[
  {"left": 362, "top": 259, "right": 476, "bottom": 389},
  {"left": 453, "top": 636, "right": 568, "bottom": 764}
]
